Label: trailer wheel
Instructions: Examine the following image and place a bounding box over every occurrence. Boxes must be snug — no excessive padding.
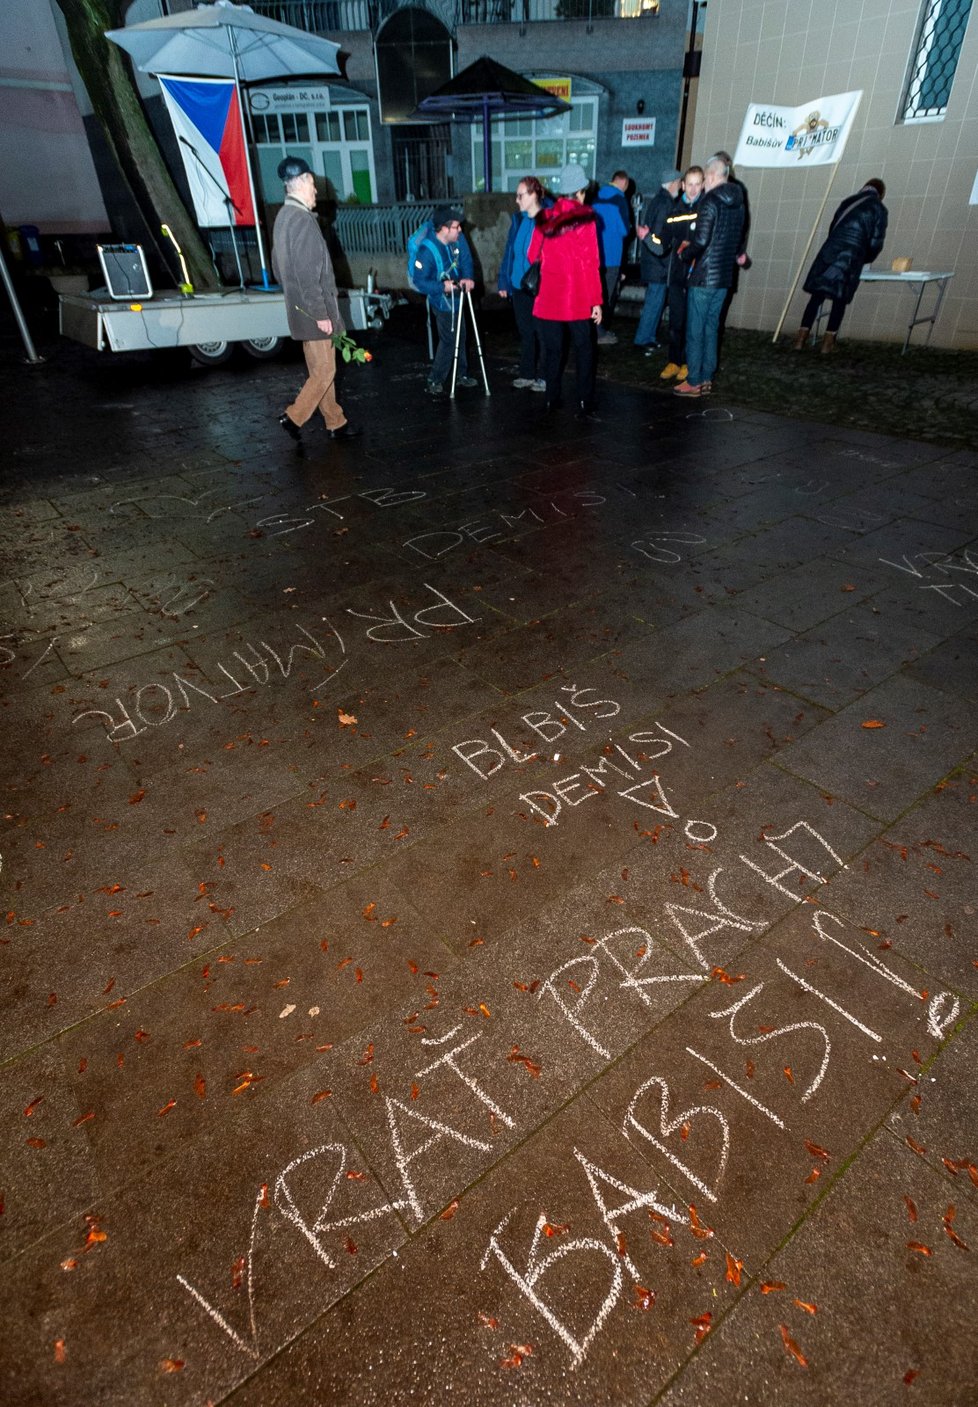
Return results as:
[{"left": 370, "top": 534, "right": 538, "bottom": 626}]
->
[
  {"left": 188, "top": 339, "right": 233, "bottom": 366},
  {"left": 241, "top": 335, "right": 285, "bottom": 360}
]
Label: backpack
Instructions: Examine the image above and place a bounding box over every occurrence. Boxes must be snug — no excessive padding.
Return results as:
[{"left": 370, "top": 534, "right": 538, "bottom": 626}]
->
[{"left": 407, "top": 221, "right": 442, "bottom": 293}]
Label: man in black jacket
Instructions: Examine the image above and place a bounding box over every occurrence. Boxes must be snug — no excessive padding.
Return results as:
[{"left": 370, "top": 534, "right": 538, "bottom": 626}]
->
[
  {"left": 633, "top": 167, "right": 681, "bottom": 350},
  {"left": 674, "top": 155, "right": 745, "bottom": 398},
  {"left": 793, "top": 179, "right": 888, "bottom": 353},
  {"left": 659, "top": 164, "right": 703, "bottom": 381}
]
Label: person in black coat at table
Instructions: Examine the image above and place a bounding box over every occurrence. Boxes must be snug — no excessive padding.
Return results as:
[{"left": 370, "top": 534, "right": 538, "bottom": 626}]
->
[{"left": 793, "top": 179, "right": 888, "bottom": 354}]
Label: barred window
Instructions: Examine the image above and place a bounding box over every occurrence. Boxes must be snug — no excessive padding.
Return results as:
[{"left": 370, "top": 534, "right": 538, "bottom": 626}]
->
[{"left": 901, "top": 0, "right": 973, "bottom": 120}]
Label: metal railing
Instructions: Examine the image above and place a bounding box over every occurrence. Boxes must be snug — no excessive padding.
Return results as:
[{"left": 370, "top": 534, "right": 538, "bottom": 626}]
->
[
  {"left": 334, "top": 202, "right": 436, "bottom": 256},
  {"left": 249, "top": 0, "right": 658, "bottom": 30}
]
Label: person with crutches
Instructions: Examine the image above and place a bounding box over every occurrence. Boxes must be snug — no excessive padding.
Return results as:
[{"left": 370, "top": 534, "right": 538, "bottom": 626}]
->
[{"left": 411, "top": 206, "right": 479, "bottom": 399}]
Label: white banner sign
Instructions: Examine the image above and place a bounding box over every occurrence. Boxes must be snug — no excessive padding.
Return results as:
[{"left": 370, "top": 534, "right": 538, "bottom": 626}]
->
[
  {"left": 733, "top": 90, "right": 862, "bottom": 168},
  {"left": 622, "top": 117, "right": 656, "bottom": 147}
]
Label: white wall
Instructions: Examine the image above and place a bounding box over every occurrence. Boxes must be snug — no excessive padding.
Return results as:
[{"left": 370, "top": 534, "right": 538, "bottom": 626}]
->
[
  {"left": 0, "top": 0, "right": 109, "bottom": 232},
  {"left": 689, "top": 0, "right": 978, "bottom": 348}
]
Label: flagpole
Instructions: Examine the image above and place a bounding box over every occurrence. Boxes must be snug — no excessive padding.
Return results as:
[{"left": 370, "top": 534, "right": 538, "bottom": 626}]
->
[
  {"left": 229, "top": 27, "right": 272, "bottom": 290},
  {"left": 772, "top": 159, "right": 842, "bottom": 343}
]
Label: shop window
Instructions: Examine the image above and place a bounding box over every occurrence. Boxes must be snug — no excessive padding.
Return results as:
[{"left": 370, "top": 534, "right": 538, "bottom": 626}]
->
[
  {"left": 253, "top": 112, "right": 280, "bottom": 143},
  {"left": 316, "top": 111, "right": 342, "bottom": 142},
  {"left": 471, "top": 96, "right": 598, "bottom": 192},
  {"left": 281, "top": 113, "right": 309, "bottom": 143}
]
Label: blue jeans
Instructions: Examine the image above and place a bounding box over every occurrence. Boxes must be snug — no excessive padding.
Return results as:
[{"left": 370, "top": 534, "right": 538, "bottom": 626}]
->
[
  {"left": 634, "top": 282, "right": 666, "bottom": 346},
  {"left": 685, "top": 286, "right": 726, "bottom": 385}
]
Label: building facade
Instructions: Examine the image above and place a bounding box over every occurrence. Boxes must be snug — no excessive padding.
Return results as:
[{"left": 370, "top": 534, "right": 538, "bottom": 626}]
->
[
  {"left": 688, "top": 0, "right": 978, "bottom": 348},
  {"left": 240, "top": 2, "right": 688, "bottom": 207}
]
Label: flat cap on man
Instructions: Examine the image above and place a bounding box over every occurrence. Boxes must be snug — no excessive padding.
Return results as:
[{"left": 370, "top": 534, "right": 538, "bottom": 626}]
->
[{"left": 277, "top": 155, "right": 313, "bottom": 182}]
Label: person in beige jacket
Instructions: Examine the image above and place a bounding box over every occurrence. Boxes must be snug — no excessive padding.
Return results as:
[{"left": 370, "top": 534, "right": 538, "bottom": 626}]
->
[{"left": 271, "top": 155, "right": 360, "bottom": 442}]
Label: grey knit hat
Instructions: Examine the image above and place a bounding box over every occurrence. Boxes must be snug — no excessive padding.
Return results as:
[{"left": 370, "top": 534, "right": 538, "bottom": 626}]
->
[{"left": 556, "top": 163, "right": 589, "bottom": 195}]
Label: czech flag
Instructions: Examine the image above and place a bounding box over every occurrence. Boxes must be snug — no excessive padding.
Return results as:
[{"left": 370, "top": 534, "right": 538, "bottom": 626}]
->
[{"left": 159, "top": 75, "right": 255, "bottom": 227}]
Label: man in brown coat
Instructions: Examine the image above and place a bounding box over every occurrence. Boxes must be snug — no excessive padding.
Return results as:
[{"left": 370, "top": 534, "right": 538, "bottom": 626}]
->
[{"left": 271, "top": 155, "right": 360, "bottom": 441}]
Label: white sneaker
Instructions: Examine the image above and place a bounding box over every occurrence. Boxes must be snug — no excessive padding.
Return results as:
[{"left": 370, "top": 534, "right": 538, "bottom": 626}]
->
[
  {"left": 513, "top": 377, "right": 534, "bottom": 389},
  {"left": 530, "top": 379, "right": 546, "bottom": 392}
]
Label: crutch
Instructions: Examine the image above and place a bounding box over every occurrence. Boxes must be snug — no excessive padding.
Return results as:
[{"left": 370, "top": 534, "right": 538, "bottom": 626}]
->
[
  {"left": 465, "top": 287, "right": 491, "bottom": 397},
  {"left": 448, "top": 287, "right": 491, "bottom": 399},
  {"left": 448, "top": 283, "right": 463, "bottom": 398}
]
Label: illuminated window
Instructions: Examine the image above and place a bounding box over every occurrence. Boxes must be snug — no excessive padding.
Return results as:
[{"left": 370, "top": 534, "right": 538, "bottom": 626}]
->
[{"left": 471, "top": 97, "right": 598, "bottom": 192}]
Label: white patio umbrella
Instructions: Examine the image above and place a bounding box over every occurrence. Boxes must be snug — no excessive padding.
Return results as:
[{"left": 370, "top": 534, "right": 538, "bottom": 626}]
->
[{"left": 106, "top": 0, "right": 342, "bottom": 288}]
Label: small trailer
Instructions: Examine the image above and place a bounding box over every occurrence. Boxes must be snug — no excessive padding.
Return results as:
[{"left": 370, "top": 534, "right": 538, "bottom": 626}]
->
[{"left": 59, "top": 286, "right": 394, "bottom": 366}]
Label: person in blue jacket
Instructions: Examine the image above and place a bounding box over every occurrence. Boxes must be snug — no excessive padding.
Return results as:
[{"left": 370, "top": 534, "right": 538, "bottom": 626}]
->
[
  {"left": 592, "top": 170, "right": 631, "bottom": 345},
  {"left": 498, "top": 175, "right": 551, "bottom": 391},
  {"left": 411, "top": 205, "right": 478, "bottom": 397}
]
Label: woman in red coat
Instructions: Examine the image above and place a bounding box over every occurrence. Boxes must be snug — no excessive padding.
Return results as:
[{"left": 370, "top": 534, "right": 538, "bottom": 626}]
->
[{"left": 529, "top": 163, "right": 603, "bottom": 417}]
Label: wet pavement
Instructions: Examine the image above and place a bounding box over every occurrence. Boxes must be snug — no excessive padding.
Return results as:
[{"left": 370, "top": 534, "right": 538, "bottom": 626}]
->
[{"left": 1, "top": 316, "right": 976, "bottom": 1406}]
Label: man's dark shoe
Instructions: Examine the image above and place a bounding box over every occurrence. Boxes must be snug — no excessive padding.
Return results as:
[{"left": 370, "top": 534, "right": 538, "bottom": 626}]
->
[
  {"left": 278, "top": 412, "right": 301, "bottom": 441},
  {"left": 575, "top": 402, "right": 596, "bottom": 421},
  {"left": 426, "top": 380, "right": 445, "bottom": 397},
  {"left": 455, "top": 375, "right": 479, "bottom": 389},
  {"left": 328, "top": 421, "right": 363, "bottom": 440}
]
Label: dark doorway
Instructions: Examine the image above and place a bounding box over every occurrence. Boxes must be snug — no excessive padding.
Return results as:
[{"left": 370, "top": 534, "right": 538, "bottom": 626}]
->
[
  {"left": 390, "top": 123, "right": 452, "bottom": 200},
  {"left": 376, "top": 7, "right": 454, "bottom": 124}
]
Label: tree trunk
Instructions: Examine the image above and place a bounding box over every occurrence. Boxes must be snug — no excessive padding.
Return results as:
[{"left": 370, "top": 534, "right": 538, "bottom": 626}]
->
[{"left": 53, "top": 0, "right": 221, "bottom": 291}]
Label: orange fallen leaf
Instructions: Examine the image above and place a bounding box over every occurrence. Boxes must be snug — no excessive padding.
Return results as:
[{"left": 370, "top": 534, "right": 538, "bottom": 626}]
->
[
  {"left": 337, "top": 709, "right": 357, "bottom": 726},
  {"left": 84, "top": 1218, "right": 107, "bottom": 1246},
  {"left": 543, "top": 1221, "right": 570, "bottom": 1237},
  {"left": 689, "top": 1205, "right": 713, "bottom": 1240},
  {"left": 712, "top": 966, "right": 747, "bottom": 984},
  {"left": 794, "top": 1298, "right": 818, "bottom": 1315},
  {"left": 761, "top": 1281, "right": 786, "bottom": 1294},
  {"left": 861, "top": 720, "right": 885, "bottom": 729},
  {"left": 54, "top": 1339, "right": 66, "bottom": 1364},
  {"left": 157, "top": 1099, "right": 176, "bottom": 1117},
  {"left": 906, "top": 1241, "right": 932, "bottom": 1256},
  {"left": 128, "top": 789, "right": 146, "bottom": 805},
  {"left": 725, "top": 1251, "right": 743, "bottom": 1285},
  {"left": 779, "top": 1323, "right": 807, "bottom": 1367},
  {"left": 440, "top": 1199, "right": 459, "bottom": 1221},
  {"left": 160, "top": 1358, "right": 184, "bottom": 1373},
  {"left": 507, "top": 1044, "right": 542, "bottom": 1078},
  {"left": 633, "top": 1285, "right": 656, "bottom": 1310}
]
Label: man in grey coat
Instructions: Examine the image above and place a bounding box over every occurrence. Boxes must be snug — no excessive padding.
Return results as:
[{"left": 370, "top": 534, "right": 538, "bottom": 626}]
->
[{"left": 271, "top": 155, "right": 360, "bottom": 441}]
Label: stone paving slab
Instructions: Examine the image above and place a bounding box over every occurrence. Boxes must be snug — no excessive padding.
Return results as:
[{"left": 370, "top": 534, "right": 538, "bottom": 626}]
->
[
  {"left": 0, "top": 334, "right": 975, "bottom": 1406},
  {"left": 812, "top": 763, "right": 978, "bottom": 999},
  {"left": 775, "top": 674, "right": 977, "bottom": 823},
  {"left": 655, "top": 1127, "right": 977, "bottom": 1407},
  {"left": 751, "top": 601, "right": 943, "bottom": 710}
]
